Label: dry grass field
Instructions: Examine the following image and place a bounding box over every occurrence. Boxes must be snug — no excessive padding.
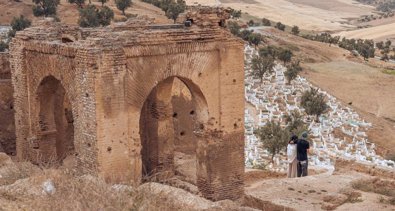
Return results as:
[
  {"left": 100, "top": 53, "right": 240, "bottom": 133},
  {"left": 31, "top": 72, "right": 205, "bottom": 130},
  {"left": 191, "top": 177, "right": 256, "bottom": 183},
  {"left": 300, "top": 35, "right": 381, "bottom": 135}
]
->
[
  {"left": 185, "top": 0, "right": 374, "bottom": 31},
  {"left": 336, "top": 22, "right": 395, "bottom": 42}
]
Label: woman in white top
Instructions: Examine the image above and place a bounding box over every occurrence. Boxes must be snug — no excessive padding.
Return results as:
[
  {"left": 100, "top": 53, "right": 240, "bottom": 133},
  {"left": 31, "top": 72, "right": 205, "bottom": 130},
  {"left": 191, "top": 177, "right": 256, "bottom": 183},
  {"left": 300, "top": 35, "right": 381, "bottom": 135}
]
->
[{"left": 287, "top": 135, "right": 298, "bottom": 178}]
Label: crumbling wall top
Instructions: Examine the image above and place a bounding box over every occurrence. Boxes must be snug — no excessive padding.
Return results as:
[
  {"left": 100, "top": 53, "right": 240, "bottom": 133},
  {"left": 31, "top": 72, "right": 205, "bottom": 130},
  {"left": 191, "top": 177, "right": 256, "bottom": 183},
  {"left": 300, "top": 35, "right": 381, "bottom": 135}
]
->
[
  {"left": 181, "top": 6, "right": 231, "bottom": 27},
  {"left": 11, "top": 7, "right": 242, "bottom": 56}
]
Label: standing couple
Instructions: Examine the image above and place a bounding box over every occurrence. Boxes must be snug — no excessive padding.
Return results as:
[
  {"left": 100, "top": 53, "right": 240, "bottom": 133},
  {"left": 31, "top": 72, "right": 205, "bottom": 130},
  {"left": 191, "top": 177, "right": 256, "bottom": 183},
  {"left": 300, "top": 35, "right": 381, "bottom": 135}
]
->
[{"left": 287, "top": 132, "right": 310, "bottom": 178}]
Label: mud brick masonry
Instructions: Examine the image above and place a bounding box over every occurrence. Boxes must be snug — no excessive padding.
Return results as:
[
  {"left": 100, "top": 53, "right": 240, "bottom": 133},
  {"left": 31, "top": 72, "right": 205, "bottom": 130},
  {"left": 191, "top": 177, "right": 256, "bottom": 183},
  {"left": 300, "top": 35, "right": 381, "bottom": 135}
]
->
[{"left": 8, "top": 7, "right": 245, "bottom": 200}]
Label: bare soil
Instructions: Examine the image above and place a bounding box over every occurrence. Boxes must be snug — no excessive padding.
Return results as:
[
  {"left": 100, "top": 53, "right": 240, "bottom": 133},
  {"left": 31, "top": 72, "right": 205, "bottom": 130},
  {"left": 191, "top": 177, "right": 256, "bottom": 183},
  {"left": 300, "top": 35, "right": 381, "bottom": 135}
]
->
[{"left": 246, "top": 168, "right": 395, "bottom": 211}]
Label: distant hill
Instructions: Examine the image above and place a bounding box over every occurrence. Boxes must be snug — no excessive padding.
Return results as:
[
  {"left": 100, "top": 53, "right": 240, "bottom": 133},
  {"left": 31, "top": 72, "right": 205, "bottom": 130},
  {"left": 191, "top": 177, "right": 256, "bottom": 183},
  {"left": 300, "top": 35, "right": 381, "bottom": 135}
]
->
[{"left": 0, "top": 0, "right": 171, "bottom": 26}]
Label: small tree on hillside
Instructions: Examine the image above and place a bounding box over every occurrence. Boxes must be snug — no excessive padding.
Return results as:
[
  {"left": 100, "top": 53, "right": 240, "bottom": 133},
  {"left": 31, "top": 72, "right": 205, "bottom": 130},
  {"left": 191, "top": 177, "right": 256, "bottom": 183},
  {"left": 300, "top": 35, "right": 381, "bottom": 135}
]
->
[
  {"left": 116, "top": 0, "right": 132, "bottom": 16},
  {"left": 329, "top": 36, "right": 340, "bottom": 46},
  {"left": 98, "top": 6, "right": 114, "bottom": 25},
  {"left": 250, "top": 55, "right": 275, "bottom": 82},
  {"left": 255, "top": 121, "right": 289, "bottom": 163},
  {"left": 275, "top": 22, "right": 285, "bottom": 31},
  {"left": 68, "top": 0, "right": 85, "bottom": 8},
  {"left": 291, "top": 25, "right": 300, "bottom": 35},
  {"left": 301, "top": 88, "right": 328, "bottom": 122},
  {"left": 381, "top": 53, "right": 389, "bottom": 61},
  {"left": 259, "top": 45, "right": 278, "bottom": 59},
  {"left": 385, "top": 40, "right": 392, "bottom": 48},
  {"left": 278, "top": 49, "right": 293, "bottom": 64},
  {"left": 8, "top": 15, "right": 31, "bottom": 37},
  {"left": 284, "top": 60, "right": 302, "bottom": 84},
  {"left": 158, "top": 0, "right": 172, "bottom": 12},
  {"left": 230, "top": 9, "right": 241, "bottom": 19},
  {"left": 376, "top": 41, "right": 384, "bottom": 49},
  {"left": 78, "top": 5, "right": 113, "bottom": 27},
  {"left": 78, "top": 5, "right": 100, "bottom": 27},
  {"left": 165, "top": 0, "right": 186, "bottom": 23},
  {"left": 248, "top": 32, "right": 263, "bottom": 48},
  {"left": 227, "top": 21, "right": 241, "bottom": 36},
  {"left": 261, "top": 18, "right": 271, "bottom": 26},
  {"left": 359, "top": 41, "right": 375, "bottom": 61},
  {"left": 240, "top": 29, "right": 253, "bottom": 42},
  {"left": 247, "top": 20, "right": 255, "bottom": 27},
  {"left": 284, "top": 111, "right": 308, "bottom": 137},
  {"left": 32, "top": 0, "right": 60, "bottom": 17},
  {"left": 98, "top": 0, "right": 107, "bottom": 6}
]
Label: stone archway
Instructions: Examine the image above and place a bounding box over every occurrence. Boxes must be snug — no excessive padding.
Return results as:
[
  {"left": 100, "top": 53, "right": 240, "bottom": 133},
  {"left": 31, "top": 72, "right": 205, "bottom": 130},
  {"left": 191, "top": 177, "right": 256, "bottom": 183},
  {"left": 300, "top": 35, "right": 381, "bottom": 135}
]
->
[
  {"left": 139, "top": 76, "right": 209, "bottom": 187},
  {"left": 36, "top": 75, "right": 75, "bottom": 163}
]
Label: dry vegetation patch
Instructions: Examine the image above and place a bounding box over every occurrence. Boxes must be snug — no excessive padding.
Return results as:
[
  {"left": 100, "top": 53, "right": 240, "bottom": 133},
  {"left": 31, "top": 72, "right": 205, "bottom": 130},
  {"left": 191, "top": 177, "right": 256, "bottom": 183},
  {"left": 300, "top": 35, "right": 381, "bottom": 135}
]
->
[{"left": 0, "top": 152, "right": 254, "bottom": 210}]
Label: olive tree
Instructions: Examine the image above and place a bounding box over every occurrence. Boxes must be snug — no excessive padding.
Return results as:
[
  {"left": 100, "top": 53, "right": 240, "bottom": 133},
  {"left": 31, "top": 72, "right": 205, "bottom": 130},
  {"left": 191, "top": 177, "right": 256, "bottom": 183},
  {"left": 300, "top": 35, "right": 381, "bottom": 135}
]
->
[
  {"left": 8, "top": 15, "right": 31, "bottom": 37},
  {"left": 301, "top": 88, "right": 328, "bottom": 122},
  {"left": 32, "top": 0, "right": 60, "bottom": 17},
  {"left": 116, "top": 0, "right": 132, "bottom": 16},
  {"left": 250, "top": 55, "right": 275, "bottom": 82},
  {"left": 255, "top": 121, "right": 289, "bottom": 163},
  {"left": 165, "top": 0, "right": 186, "bottom": 23}
]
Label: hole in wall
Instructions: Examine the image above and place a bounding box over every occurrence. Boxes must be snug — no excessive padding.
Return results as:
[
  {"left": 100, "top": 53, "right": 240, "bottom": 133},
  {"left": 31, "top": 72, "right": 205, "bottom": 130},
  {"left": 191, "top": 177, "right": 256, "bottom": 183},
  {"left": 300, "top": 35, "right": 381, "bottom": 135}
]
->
[
  {"left": 61, "top": 37, "right": 74, "bottom": 43},
  {"left": 190, "top": 110, "right": 195, "bottom": 115},
  {"left": 180, "top": 131, "right": 185, "bottom": 136},
  {"left": 107, "top": 146, "right": 112, "bottom": 152},
  {"left": 173, "top": 112, "right": 178, "bottom": 118}
]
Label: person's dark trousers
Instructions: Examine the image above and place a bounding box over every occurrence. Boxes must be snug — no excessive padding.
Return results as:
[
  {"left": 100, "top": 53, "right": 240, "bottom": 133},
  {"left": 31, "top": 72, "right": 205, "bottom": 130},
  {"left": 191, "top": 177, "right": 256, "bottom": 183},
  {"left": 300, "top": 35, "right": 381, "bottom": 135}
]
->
[{"left": 297, "top": 160, "right": 308, "bottom": 177}]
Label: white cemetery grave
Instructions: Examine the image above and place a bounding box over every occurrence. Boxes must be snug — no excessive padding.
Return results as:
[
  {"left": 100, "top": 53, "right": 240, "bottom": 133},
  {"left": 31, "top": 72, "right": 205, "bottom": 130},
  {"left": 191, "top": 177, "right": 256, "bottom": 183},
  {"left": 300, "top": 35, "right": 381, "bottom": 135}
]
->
[{"left": 244, "top": 45, "right": 395, "bottom": 172}]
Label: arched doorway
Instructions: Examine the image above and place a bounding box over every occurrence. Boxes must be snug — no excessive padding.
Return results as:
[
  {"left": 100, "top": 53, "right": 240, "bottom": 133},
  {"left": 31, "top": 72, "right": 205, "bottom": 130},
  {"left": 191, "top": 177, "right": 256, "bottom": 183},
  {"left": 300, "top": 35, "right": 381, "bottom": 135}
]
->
[
  {"left": 36, "top": 76, "right": 75, "bottom": 163},
  {"left": 139, "top": 76, "right": 208, "bottom": 188}
]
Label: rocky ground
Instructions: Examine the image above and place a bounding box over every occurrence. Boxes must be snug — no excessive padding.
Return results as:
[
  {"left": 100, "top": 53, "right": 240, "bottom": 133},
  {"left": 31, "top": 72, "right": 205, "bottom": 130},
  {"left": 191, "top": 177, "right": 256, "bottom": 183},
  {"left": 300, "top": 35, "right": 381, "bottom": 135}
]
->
[{"left": 1, "top": 152, "right": 394, "bottom": 210}]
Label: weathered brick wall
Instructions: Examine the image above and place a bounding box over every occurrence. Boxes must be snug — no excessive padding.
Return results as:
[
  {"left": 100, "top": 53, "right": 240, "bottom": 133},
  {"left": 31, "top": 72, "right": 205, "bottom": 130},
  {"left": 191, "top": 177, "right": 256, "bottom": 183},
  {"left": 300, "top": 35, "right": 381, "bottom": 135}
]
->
[
  {"left": 10, "top": 38, "right": 99, "bottom": 174},
  {"left": 123, "top": 42, "right": 244, "bottom": 201},
  {"left": 0, "top": 53, "right": 15, "bottom": 155},
  {"left": 10, "top": 10, "right": 245, "bottom": 201}
]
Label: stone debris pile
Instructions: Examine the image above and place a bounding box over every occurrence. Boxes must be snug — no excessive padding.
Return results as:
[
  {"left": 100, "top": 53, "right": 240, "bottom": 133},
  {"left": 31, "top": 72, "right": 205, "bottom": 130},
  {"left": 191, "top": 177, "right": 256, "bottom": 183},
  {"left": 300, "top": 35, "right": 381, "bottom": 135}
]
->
[{"left": 243, "top": 45, "right": 395, "bottom": 172}]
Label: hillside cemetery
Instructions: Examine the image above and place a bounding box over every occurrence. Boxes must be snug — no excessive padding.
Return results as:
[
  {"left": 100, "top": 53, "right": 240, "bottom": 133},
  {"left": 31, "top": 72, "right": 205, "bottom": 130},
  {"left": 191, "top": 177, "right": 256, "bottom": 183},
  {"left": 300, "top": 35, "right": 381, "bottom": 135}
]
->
[{"left": 244, "top": 45, "right": 395, "bottom": 172}]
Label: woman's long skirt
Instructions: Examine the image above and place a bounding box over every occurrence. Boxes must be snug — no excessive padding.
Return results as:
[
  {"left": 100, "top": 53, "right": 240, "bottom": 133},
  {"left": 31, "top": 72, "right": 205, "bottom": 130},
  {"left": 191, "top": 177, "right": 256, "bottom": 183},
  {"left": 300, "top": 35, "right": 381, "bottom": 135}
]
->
[{"left": 287, "top": 159, "right": 298, "bottom": 178}]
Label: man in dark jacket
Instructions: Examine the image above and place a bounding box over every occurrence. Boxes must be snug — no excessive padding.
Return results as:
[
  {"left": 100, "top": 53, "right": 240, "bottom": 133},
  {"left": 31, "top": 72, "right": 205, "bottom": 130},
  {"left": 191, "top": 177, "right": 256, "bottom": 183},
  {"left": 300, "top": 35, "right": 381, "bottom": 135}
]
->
[{"left": 297, "top": 132, "right": 310, "bottom": 177}]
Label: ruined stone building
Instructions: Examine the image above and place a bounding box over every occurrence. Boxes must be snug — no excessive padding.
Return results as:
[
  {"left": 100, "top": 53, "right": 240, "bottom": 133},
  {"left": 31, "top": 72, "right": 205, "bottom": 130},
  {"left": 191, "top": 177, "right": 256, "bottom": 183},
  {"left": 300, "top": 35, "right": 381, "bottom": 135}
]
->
[{"left": 7, "top": 8, "right": 245, "bottom": 201}]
